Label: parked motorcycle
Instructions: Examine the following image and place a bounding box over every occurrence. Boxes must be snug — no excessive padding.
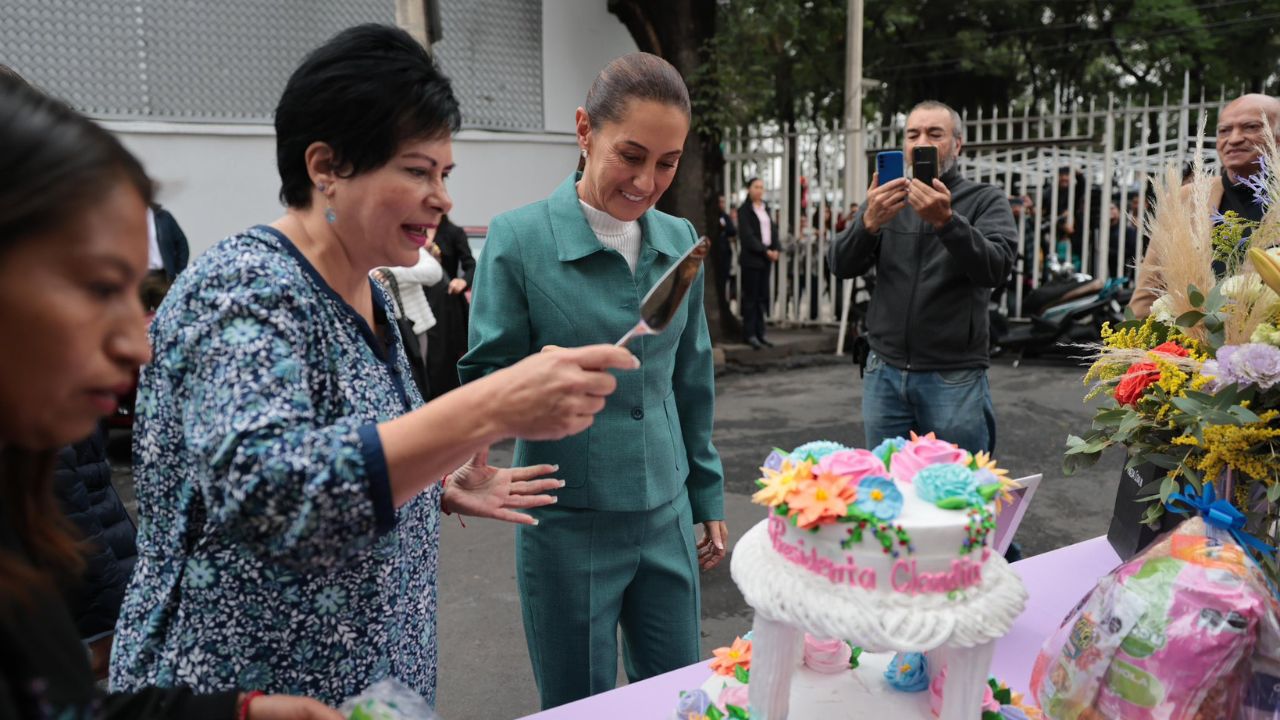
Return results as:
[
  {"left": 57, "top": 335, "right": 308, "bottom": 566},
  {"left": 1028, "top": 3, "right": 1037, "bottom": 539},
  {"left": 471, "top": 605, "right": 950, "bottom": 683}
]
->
[{"left": 990, "top": 253, "right": 1131, "bottom": 366}]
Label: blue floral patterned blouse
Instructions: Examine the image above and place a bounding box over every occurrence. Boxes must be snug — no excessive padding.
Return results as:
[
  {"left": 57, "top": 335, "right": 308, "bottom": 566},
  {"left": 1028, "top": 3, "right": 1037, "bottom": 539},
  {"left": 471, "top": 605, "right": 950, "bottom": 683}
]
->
[{"left": 110, "top": 226, "right": 441, "bottom": 706}]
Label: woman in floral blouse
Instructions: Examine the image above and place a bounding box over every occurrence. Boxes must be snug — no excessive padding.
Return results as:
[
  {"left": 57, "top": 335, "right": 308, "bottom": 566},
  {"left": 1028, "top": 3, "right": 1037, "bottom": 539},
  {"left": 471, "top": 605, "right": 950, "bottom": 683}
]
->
[{"left": 109, "top": 25, "right": 637, "bottom": 706}]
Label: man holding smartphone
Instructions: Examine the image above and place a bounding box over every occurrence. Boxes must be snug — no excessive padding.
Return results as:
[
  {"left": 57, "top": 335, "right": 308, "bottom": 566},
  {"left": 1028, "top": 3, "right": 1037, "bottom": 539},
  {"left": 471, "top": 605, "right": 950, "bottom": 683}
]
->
[{"left": 828, "top": 100, "right": 1017, "bottom": 454}]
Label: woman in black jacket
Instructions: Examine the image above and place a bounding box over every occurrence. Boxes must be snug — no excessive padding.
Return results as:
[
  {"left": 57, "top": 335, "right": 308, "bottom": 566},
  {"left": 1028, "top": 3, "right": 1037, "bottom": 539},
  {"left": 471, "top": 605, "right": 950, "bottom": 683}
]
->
[
  {"left": 736, "top": 177, "right": 780, "bottom": 347},
  {"left": 0, "top": 72, "right": 339, "bottom": 720},
  {"left": 423, "top": 215, "right": 475, "bottom": 398}
]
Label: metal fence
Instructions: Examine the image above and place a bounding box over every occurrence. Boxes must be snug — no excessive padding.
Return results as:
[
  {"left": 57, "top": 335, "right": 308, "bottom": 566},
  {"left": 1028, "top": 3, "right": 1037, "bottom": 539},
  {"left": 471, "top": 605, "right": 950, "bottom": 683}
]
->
[{"left": 722, "top": 75, "right": 1235, "bottom": 335}]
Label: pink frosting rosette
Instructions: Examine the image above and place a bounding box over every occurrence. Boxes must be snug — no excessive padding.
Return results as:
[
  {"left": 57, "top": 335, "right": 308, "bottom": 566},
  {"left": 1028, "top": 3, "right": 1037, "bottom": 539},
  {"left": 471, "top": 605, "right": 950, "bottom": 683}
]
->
[
  {"left": 803, "top": 634, "right": 852, "bottom": 674},
  {"left": 717, "top": 685, "right": 750, "bottom": 712},
  {"left": 929, "top": 667, "right": 1001, "bottom": 717},
  {"left": 814, "top": 449, "right": 886, "bottom": 486},
  {"left": 889, "top": 435, "right": 970, "bottom": 485}
]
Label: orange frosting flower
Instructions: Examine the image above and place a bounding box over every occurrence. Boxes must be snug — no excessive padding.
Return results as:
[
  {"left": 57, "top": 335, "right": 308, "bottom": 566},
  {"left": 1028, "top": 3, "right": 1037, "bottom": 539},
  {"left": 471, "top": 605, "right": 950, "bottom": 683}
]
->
[
  {"left": 709, "top": 636, "right": 752, "bottom": 676},
  {"left": 788, "top": 470, "right": 857, "bottom": 529}
]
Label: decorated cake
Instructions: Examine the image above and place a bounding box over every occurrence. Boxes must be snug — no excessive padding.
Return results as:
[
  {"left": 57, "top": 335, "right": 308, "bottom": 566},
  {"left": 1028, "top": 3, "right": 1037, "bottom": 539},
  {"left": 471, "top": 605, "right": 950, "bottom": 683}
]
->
[
  {"left": 674, "top": 634, "right": 1042, "bottom": 719},
  {"left": 706, "top": 435, "right": 1031, "bottom": 719}
]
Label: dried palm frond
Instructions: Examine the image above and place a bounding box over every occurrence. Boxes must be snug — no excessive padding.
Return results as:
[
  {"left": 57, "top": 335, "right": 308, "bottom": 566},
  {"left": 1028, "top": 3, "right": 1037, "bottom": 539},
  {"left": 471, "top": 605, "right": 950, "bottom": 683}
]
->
[{"left": 1141, "top": 164, "right": 1217, "bottom": 342}]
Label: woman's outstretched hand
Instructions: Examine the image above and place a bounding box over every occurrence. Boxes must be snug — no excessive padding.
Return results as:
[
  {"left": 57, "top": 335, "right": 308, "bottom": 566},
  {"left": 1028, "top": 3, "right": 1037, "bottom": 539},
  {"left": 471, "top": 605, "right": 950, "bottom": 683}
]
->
[{"left": 444, "top": 448, "right": 563, "bottom": 525}]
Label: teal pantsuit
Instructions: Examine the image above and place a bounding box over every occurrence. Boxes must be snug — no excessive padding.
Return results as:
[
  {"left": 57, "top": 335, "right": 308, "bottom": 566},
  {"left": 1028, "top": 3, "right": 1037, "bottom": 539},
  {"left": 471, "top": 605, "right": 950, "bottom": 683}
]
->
[{"left": 459, "top": 174, "right": 724, "bottom": 709}]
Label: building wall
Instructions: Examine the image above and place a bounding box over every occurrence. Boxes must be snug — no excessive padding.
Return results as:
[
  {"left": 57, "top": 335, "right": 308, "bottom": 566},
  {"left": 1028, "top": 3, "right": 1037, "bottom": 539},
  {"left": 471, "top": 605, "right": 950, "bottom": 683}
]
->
[
  {"left": 541, "top": 0, "right": 639, "bottom": 134},
  {"left": 106, "top": 123, "right": 589, "bottom": 258},
  {"left": 4, "top": 1, "right": 637, "bottom": 258}
]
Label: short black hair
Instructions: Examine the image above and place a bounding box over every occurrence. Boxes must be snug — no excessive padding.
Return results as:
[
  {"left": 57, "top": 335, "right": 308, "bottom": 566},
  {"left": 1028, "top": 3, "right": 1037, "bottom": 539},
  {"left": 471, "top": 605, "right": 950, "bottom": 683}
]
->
[
  {"left": 275, "top": 24, "right": 461, "bottom": 208},
  {"left": 0, "top": 74, "right": 152, "bottom": 247},
  {"left": 746, "top": 177, "right": 761, "bottom": 189}
]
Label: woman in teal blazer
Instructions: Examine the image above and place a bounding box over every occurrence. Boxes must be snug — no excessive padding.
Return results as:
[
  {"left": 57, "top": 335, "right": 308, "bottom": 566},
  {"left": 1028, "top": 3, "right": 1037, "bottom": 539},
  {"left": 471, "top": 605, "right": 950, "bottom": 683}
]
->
[{"left": 458, "top": 53, "right": 725, "bottom": 709}]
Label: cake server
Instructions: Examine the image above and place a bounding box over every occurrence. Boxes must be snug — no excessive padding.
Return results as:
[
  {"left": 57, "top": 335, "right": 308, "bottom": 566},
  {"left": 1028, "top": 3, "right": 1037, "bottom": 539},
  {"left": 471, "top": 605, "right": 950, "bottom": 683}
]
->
[{"left": 616, "top": 236, "right": 710, "bottom": 347}]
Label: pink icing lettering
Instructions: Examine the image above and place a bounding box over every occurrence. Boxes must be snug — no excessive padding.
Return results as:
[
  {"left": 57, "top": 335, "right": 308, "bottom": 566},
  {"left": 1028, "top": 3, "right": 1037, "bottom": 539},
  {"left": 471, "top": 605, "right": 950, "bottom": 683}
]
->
[
  {"left": 890, "top": 557, "right": 984, "bottom": 596},
  {"left": 767, "top": 514, "right": 877, "bottom": 589}
]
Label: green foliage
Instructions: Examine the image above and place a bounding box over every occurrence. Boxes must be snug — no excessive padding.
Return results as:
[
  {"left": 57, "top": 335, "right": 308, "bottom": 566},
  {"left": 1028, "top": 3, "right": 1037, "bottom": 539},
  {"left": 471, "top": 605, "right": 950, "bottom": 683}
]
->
[
  {"left": 697, "top": 0, "right": 1280, "bottom": 133},
  {"left": 691, "top": 0, "right": 846, "bottom": 133}
]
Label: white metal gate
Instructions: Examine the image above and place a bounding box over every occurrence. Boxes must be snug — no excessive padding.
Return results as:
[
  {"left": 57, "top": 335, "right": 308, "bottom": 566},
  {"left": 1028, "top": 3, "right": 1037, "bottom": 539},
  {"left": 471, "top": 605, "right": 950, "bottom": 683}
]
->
[{"left": 722, "top": 75, "right": 1234, "bottom": 330}]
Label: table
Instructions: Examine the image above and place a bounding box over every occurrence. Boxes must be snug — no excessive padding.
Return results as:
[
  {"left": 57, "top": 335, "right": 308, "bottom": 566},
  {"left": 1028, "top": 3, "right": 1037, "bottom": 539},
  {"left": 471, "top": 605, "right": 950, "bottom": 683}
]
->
[{"left": 521, "top": 536, "right": 1122, "bottom": 719}]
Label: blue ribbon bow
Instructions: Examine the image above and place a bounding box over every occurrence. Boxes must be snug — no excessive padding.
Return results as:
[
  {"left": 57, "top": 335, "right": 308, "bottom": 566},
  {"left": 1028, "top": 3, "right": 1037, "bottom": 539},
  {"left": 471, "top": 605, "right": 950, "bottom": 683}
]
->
[{"left": 1165, "top": 483, "right": 1278, "bottom": 557}]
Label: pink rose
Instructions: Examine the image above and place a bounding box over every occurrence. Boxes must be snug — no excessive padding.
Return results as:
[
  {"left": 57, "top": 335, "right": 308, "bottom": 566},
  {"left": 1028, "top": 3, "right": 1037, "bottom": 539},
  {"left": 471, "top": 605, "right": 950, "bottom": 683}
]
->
[
  {"left": 717, "top": 685, "right": 750, "bottom": 711},
  {"left": 803, "top": 634, "right": 853, "bottom": 674},
  {"left": 890, "top": 435, "right": 970, "bottom": 485},
  {"left": 928, "top": 666, "right": 1002, "bottom": 717},
  {"left": 815, "top": 449, "right": 886, "bottom": 486},
  {"left": 982, "top": 684, "right": 1001, "bottom": 713},
  {"left": 929, "top": 667, "right": 945, "bottom": 716}
]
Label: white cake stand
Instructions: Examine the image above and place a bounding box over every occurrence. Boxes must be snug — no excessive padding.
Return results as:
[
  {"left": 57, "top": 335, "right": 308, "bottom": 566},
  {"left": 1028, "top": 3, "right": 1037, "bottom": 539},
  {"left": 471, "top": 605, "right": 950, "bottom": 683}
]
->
[{"left": 731, "top": 519, "right": 1027, "bottom": 720}]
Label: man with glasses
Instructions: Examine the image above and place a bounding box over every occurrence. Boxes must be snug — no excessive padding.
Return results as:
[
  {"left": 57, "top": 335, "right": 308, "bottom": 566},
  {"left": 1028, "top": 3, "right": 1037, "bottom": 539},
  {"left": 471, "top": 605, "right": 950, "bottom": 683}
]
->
[{"left": 1130, "top": 93, "right": 1280, "bottom": 317}]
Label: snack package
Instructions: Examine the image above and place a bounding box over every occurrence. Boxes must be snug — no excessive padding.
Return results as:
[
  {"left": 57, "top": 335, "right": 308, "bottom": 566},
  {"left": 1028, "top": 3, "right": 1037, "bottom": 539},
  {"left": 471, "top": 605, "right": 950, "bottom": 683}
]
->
[
  {"left": 338, "top": 679, "right": 439, "bottom": 720},
  {"left": 1030, "top": 517, "right": 1280, "bottom": 720}
]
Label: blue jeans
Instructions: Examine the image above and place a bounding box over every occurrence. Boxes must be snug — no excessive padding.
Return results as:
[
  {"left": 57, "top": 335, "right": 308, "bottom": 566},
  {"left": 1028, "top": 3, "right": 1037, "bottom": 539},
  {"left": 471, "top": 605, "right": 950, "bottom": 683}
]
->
[{"left": 861, "top": 351, "right": 996, "bottom": 454}]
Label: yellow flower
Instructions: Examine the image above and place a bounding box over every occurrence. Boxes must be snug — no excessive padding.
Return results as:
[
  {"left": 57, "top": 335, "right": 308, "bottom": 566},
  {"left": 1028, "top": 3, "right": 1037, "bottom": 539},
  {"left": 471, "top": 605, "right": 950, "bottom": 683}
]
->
[
  {"left": 1171, "top": 411, "right": 1280, "bottom": 482},
  {"left": 752, "top": 458, "right": 813, "bottom": 507},
  {"left": 974, "top": 450, "right": 1017, "bottom": 511}
]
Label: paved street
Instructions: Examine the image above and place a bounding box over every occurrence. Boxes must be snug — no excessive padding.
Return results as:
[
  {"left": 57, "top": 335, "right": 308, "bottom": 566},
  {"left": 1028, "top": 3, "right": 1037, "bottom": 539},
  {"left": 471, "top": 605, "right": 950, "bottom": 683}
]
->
[{"left": 432, "top": 357, "right": 1125, "bottom": 719}]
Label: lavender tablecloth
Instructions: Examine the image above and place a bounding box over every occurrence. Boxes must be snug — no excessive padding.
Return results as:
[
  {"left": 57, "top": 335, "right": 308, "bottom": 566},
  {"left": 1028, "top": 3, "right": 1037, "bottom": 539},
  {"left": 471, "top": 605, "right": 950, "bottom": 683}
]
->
[{"left": 521, "top": 536, "right": 1122, "bottom": 719}]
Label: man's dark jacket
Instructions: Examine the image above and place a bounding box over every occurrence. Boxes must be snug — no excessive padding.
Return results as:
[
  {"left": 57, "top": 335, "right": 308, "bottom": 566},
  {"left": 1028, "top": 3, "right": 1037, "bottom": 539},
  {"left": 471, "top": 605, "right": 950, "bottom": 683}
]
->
[
  {"left": 736, "top": 200, "right": 779, "bottom": 271},
  {"left": 829, "top": 167, "right": 1017, "bottom": 370},
  {"left": 52, "top": 423, "right": 137, "bottom": 641}
]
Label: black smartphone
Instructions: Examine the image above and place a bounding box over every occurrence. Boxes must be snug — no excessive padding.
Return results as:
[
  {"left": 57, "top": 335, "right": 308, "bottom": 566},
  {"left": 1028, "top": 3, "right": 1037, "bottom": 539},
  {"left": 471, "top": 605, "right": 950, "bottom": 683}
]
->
[{"left": 912, "top": 146, "right": 938, "bottom": 186}]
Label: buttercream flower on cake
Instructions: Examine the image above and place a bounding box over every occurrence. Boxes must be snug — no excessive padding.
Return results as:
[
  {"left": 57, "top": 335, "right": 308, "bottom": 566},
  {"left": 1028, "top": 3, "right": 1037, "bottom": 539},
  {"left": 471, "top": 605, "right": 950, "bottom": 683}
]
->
[
  {"left": 888, "top": 432, "right": 971, "bottom": 485},
  {"left": 971, "top": 450, "right": 1017, "bottom": 511},
  {"left": 871, "top": 436, "right": 907, "bottom": 466},
  {"left": 752, "top": 458, "right": 813, "bottom": 508},
  {"left": 788, "top": 470, "right": 857, "bottom": 529},
  {"left": 790, "top": 439, "right": 848, "bottom": 461},
  {"left": 854, "top": 476, "right": 903, "bottom": 521},
  {"left": 815, "top": 448, "right": 887, "bottom": 485},
  {"left": 915, "top": 463, "right": 983, "bottom": 507},
  {"left": 884, "top": 651, "right": 930, "bottom": 692},
  {"left": 802, "top": 634, "right": 853, "bottom": 674},
  {"left": 709, "top": 636, "right": 752, "bottom": 677},
  {"left": 715, "top": 685, "right": 750, "bottom": 714},
  {"left": 675, "top": 688, "right": 713, "bottom": 718}
]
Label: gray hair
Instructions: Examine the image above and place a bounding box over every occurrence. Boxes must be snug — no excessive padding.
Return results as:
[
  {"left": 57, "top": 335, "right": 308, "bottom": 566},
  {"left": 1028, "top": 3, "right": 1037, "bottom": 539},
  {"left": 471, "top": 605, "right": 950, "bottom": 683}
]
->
[{"left": 909, "top": 100, "right": 964, "bottom": 141}]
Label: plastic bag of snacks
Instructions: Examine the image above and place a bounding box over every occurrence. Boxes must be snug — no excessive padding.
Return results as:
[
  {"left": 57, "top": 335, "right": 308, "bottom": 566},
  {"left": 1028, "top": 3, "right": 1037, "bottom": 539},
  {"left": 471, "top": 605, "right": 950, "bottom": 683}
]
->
[
  {"left": 338, "top": 679, "right": 439, "bottom": 720},
  {"left": 1030, "top": 516, "right": 1280, "bottom": 720}
]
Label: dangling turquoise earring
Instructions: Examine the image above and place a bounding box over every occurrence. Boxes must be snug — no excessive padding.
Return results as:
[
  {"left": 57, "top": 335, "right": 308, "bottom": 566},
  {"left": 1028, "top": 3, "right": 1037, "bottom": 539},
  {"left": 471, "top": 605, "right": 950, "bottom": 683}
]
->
[{"left": 317, "top": 182, "right": 337, "bottom": 224}]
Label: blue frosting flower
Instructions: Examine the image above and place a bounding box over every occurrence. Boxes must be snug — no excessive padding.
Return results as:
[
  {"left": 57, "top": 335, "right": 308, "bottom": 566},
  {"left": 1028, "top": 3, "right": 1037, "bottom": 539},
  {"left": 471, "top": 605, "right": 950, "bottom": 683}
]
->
[
  {"left": 915, "top": 463, "right": 982, "bottom": 506},
  {"left": 1000, "top": 708, "right": 1031, "bottom": 720},
  {"left": 790, "top": 440, "right": 847, "bottom": 461},
  {"left": 884, "top": 652, "right": 929, "bottom": 692},
  {"left": 675, "top": 688, "right": 712, "bottom": 716},
  {"left": 871, "top": 437, "right": 908, "bottom": 467},
  {"left": 854, "top": 476, "right": 903, "bottom": 521},
  {"left": 763, "top": 449, "right": 786, "bottom": 472}
]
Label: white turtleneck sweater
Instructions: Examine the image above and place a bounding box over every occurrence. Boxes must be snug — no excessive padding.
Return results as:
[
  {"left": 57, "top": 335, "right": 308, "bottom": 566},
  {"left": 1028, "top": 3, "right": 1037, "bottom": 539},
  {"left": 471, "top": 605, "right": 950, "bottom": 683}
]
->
[{"left": 579, "top": 199, "right": 642, "bottom": 273}]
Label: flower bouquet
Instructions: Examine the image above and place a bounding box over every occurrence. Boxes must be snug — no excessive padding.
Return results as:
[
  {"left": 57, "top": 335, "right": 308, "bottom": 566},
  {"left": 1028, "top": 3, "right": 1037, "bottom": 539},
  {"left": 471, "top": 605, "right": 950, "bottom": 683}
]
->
[{"left": 1064, "top": 134, "right": 1280, "bottom": 583}]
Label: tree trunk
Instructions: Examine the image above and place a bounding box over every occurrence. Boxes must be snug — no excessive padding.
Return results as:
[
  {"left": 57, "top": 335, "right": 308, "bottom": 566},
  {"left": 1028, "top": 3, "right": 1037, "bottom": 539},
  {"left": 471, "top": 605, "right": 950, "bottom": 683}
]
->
[{"left": 608, "top": 0, "right": 741, "bottom": 344}]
